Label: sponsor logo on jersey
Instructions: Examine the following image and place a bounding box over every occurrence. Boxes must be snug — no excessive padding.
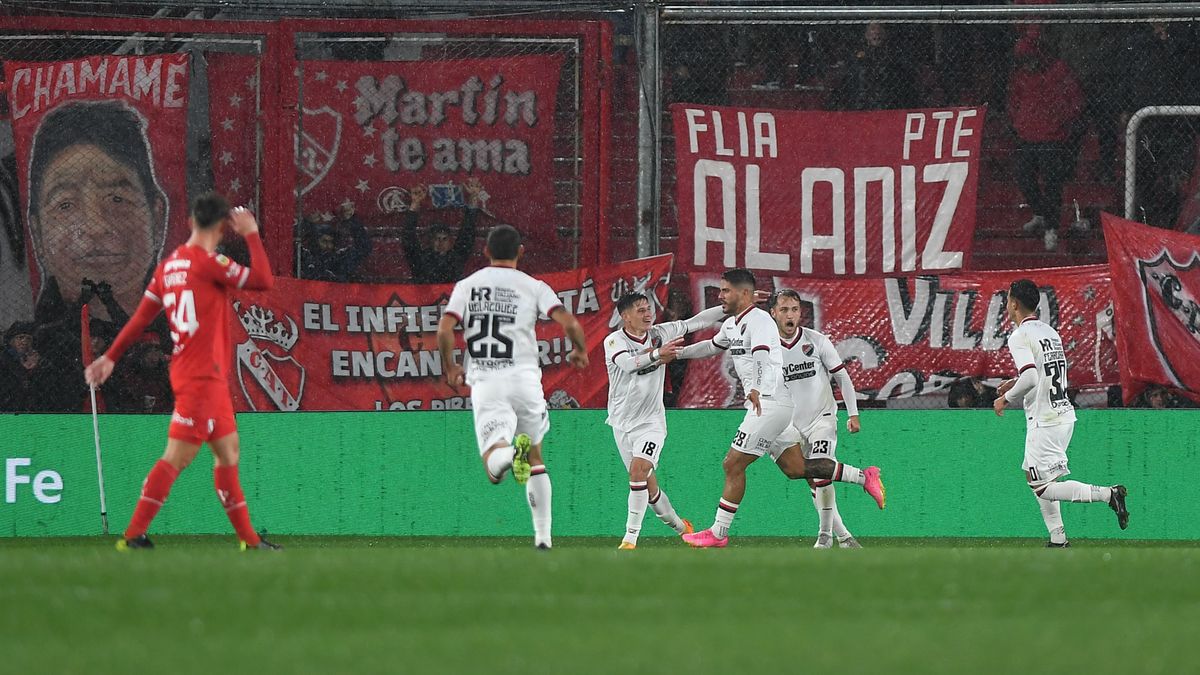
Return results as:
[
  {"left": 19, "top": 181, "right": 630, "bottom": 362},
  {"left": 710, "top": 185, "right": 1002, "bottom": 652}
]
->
[
  {"left": 171, "top": 411, "right": 195, "bottom": 427},
  {"left": 783, "top": 361, "right": 816, "bottom": 382},
  {"left": 215, "top": 254, "right": 232, "bottom": 267}
]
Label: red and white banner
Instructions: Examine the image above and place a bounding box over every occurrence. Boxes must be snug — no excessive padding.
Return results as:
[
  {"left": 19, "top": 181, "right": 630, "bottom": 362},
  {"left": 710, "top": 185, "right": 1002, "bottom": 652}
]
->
[
  {"left": 228, "top": 254, "right": 672, "bottom": 411},
  {"left": 677, "top": 266, "right": 1117, "bottom": 407},
  {"left": 209, "top": 56, "right": 566, "bottom": 271},
  {"left": 1102, "top": 212, "right": 1200, "bottom": 402},
  {"left": 5, "top": 54, "right": 190, "bottom": 314},
  {"left": 670, "top": 104, "right": 985, "bottom": 277},
  {"left": 206, "top": 53, "right": 261, "bottom": 213}
]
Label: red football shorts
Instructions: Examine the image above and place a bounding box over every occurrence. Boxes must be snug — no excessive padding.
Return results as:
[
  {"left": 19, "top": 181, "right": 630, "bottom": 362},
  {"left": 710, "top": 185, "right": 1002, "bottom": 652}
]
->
[{"left": 168, "top": 380, "right": 237, "bottom": 445}]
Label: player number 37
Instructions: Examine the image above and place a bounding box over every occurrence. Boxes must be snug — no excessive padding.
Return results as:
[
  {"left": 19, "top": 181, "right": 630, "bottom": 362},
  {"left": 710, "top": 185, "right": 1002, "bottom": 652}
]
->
[{"left": 163, "top": 290, "right": 200, "bottom": 337}]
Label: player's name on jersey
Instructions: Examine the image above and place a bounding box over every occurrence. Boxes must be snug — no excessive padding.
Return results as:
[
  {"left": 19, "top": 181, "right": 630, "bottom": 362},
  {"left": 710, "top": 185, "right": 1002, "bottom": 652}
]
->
[{"left": 467, "top": 300, "right": 519, "bottom": 315}]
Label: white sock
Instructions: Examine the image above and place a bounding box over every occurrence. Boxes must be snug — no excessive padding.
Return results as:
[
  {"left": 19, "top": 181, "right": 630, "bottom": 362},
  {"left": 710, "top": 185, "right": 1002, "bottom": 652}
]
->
[
  {"left": 485, "top": 444, "right": 515, "bottom": 481},
  {"left": 812, "top": 484, "right": 851, "bottom": 538},
  {"left": 1037, "top": 497, "right": 1067, "bottom": 544},
  {"left": 526, "top": 466, "right": 552, "bottom": 547},
  {"left": 624, "top": 482, "right": 649, "bottom": 545},
  {"left": 835, "top": 463, "right": 865, "bottom": 486},
  {"left": 712, "top": 499, "right": 738, "bottom": 539},
  {"left": 1039, "top": 480, "right": 1111, "bottom": 503},
  {"left": 650, "top": 489, "right": 686, "bottom": 534}
]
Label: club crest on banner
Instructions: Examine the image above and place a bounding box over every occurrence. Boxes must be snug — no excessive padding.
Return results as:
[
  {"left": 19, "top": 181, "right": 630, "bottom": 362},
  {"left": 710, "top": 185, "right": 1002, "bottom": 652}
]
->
[
  {"left": 235, "top": 302, "right": 306, "bottom": 411},
  {"left": 295, "top": 106, "right": 343, "bottom": 195},
  {"left": 1137, "top": 251, "right": 1200, "bottom": 389}
]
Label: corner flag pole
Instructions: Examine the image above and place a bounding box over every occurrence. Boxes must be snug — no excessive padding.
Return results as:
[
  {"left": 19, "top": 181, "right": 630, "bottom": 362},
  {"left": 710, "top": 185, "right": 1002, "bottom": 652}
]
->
[{"left": 82, "top": 305, "right": 110, "bottom": 535}]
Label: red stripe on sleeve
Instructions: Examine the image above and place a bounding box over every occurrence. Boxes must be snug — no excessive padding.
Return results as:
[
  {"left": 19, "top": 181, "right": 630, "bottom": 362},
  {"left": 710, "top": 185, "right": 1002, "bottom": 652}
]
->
[
  {"left": 751, "top": 345, "right": 769, "bottom": 354},
  {"left": 829, "top": 364, "right": 846, "bottom": 374},
  {"left": 610, "top": 350, "right": 629, "bottom": 364},
  {"left": 1018, "top": 363, "right": 1035, "bottom": 374},
  {"left": 444, "top": 310, "right": 463, "bottom": 324},
  {"left": 711, "top": 337, "right": 729, "bottom": 350}
]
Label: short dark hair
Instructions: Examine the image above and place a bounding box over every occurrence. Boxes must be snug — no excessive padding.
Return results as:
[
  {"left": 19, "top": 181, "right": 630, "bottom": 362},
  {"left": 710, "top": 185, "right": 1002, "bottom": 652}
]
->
[
  {"left": 28, "top": 100, "right": 165, "bottom": 229},
  {"left": 486, "top": 224, "right": 521, "bottom": 260},
  {"left": 430, "top": 223, "right": 452, "bottom": 238},
  {"left": 721, "top": 268, "right": 756, "bottom": 289},
  {"left": 192, "top": 192, "right": 231, "bottom": 229},
  {"left": 617, "top": 292, "right": 649, "bottom": 314},
  {"left": 1009, "top": 279, "right": 1041, "bottom": 313},
  {"left": 769, "top": 288, "right": 802, "bottom": 310}
]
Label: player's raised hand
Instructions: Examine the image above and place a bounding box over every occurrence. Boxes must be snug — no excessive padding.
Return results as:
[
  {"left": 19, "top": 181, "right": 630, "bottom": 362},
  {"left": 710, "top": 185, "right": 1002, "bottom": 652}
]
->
[
  {"left": 993, "top": 395, "right": 1007, "bottom": 417},
  {"left": 748, "top": 389, "right": 762, "bottom": 416},
  {"left": 753, "top": 290, "right": 772, "bottom": 306},
  {"left": 445, "top": 363, "right": 465, "bottom": 391},
  {"left": 228, "top": 206, "right": 259, "bottom": 236},
  {"left": 657, "top": 337, "right": 685, "bottom": 363},
  {"left": 847, "top": 415, "right": 861, "bottom": 433},
  {"left": 567, "top": 348, "right": 589, "bottom": 370},
  {"left": 84, "top": 355, "right": 114, "bottom": 387}
]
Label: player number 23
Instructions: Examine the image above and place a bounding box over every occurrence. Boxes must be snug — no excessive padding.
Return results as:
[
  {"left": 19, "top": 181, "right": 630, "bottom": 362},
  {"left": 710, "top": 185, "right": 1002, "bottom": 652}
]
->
[{"left": 163, "top": 290, "right": 200, "bottom": 336}]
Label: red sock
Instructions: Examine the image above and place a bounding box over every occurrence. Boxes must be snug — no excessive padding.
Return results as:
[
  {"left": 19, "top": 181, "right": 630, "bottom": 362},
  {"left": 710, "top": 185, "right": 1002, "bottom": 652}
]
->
[
  {"left": 124, "top": 460, "right": 180, "bottom": 539},
  {"left": 214, "top": 465, "right": 260, "bottom": 546}
]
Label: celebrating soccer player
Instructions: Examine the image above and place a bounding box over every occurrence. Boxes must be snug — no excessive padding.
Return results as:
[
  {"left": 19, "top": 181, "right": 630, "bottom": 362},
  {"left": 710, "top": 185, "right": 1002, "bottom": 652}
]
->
[
  {"left": 604, "top": 292, "right": 727, "bottom": 549},
  {"left": 994, "top": 279, "right": 1129, "bottom": 547},
  {"left": 437, "top": 224, "right": 587, "bottom": 550},
  {"left": 85, "top": 194, "right": 280, "bottom": 551},
  {"left": 766, "top": 290, "right": 884, "bottom": 549}
]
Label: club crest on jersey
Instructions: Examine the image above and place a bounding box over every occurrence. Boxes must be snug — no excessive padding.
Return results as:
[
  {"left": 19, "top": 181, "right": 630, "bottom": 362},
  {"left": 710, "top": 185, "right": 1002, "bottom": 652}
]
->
[
  {"left": 1137, "top": 251, "right": 1200, "bottom": 388},
  {"left": 802, "top": 344, "right": 814, "bottom": 356},
  {"left": 214, "top": 254, "right": 232, "bottom": 267},
  {"left": 234, "top": 301, "right": 305, "bottom": 411}
]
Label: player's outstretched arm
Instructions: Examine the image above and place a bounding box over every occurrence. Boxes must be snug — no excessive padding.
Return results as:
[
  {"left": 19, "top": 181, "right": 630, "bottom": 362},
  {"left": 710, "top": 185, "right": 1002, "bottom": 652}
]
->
[
  {"left": 611, "top": 337, "right": 684, "bottom": 373},
  {"left": 680, "top": 305, "right": 728, "bottom": 334},
  {"left": 550, "top": 307, "right": 588, "bottom": 369},
  {"left": 229, "top": 207, "right": 274, "bottom": 291},
  {"left": 86, "top": 293, "right": 162, "bottom": 386},
  {"left": 677, "top": 337, "right": 724, "bottom": 360},
  {"left": 436, "top": 313, "right": 465, "bottom": 389}
]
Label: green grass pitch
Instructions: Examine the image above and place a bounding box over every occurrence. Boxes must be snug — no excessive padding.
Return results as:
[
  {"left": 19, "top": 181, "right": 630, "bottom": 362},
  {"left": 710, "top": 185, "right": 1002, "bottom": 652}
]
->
[{"left": 3, "top": 536, "right": 1197, "bottom": 674}]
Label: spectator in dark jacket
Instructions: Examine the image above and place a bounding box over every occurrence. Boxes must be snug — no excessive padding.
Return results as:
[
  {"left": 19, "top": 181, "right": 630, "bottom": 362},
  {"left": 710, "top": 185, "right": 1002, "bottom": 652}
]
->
[
  {"left": 830, "top": 22, "right": 917, "bottom": 111},
  {"left": 401, "top": 178, "right": 484, "bottom": 284},
  {"left": 300, "top": 202, "right": 373, "bottom": 282},
  {"left": 0, "top": 321, "right": 53, "bottom": 411},
  {"left": 1008, "top": 36, "right": 1085, "bottom": 251}
]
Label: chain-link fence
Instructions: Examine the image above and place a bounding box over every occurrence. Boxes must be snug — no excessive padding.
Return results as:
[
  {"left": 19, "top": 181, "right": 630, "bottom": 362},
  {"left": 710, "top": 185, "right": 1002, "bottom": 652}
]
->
[{"left": 2, "top": 2, "right": 1198, "bottom": 413}]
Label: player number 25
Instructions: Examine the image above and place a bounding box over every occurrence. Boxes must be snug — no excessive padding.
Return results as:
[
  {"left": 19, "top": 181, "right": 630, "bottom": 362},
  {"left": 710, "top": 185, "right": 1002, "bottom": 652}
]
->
[
  {"left": 163, "top": 290, "right": 200, "bottom": 336},
  {"left": 466, "top": 314, "right": 515, "bottom": 359}
]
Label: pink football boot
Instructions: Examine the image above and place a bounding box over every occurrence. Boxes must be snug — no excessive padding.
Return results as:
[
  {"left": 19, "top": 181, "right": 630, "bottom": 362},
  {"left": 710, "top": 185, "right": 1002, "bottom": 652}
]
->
[
  {"left": 682, "top": 528, "right": 728, "bottom": 548},
  {"left": 863, "top": 466, "right": 886, "bottom": 509}
]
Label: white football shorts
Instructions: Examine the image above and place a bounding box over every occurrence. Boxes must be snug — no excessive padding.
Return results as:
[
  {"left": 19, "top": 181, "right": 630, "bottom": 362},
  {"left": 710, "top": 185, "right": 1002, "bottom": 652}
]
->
[
  {"left": 613, "top": 423, "right": 667, "bottom": 470},
  {"left": 1023, "top": 422, "right": 1072, "bottom": 485},
  {"left": 767, "top": 415, "right": 838, "bottom": 462},
  {"left": 730, "top": 397, "right": 794, "bottom": 457},
  {"left": 469, "top": 374, "right": 550, "bottom": 456}
]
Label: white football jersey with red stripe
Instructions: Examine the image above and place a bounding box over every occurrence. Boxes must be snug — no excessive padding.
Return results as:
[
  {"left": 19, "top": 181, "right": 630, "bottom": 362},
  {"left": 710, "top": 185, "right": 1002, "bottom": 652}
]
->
[
  {"left": 444, "top": 266, "right": 563, "bottom": 386},
  {"left": 712, "top": 305, "right": 783, "bottom": 398},
  {"left": 778, "top": 327, "right": 844, "bottom": 428},
  {"left": 603, "top": 321, "right": 690, "bottom": 432},
  {"left": 1007, "top": 317, "right": 1076, "bottom": 428}
]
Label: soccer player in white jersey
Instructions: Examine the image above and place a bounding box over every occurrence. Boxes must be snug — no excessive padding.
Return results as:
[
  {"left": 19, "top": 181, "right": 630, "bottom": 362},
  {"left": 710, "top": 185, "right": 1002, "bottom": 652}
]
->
[
  {"left": 604, "top": 292, "right": 727, "bottom": 549},
  {"left": 994, "top": 279, "right": 1129, "bottom": 547},
  {"left": 766, "top": 290, "right": 886, "bottom": 549},
  {"left": 437, "top": 225, "right": 588, "bottom": 550},
  {"left": 675, "top": 269, "right": 885, "bottom": 548}
]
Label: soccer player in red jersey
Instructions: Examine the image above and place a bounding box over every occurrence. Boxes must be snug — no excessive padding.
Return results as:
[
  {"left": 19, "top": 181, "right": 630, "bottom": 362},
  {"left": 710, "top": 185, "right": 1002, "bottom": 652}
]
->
[{"left": 85, "top": 193, "right": 280, "bottom": 551}]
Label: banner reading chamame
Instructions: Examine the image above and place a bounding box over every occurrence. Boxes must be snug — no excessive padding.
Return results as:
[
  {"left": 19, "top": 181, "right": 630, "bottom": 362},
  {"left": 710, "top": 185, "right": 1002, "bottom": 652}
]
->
[
  {"left": 228, "top": 254, "right": 672, "bottom": 411},
  {"left": 670, "top": 104, "right": 984, "bottom": 277},
  {"left": 4, "top": 54, "right": 190, "bottom": 319},
  {"left": 677, "top": 265, "right": 1116, "bottom": 407},
  {"left": 1102, "top": 212, "right": 1200, "bottom": 403}
]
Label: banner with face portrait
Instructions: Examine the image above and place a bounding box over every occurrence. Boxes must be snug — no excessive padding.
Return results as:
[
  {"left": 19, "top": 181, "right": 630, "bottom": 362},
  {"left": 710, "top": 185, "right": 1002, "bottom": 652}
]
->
[
  {"left": 228, "top": 254, "right": 673, "bottom": 411},
  {"left": 4, "top": 54, "right": 190, "bottom": 319}
]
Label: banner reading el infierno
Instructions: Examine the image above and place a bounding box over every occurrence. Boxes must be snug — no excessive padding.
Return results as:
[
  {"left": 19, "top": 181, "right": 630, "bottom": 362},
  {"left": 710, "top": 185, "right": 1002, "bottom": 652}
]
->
[
  {"left": 228, "top": 255, "right": 673, "bottom": 411},
  {"left": 4, "top": 54, "right": 190, "bottom": 319},
  {"left": 677, "top": 265, "right": 1117, "bottom": 407},
  {"left": 670, "top": 104, "right": 984, "bottom": 277}
]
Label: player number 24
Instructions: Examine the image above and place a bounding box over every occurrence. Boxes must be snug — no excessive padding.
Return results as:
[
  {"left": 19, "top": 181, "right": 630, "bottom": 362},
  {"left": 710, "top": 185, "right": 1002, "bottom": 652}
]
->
[{"left": 163, "top": 290, "right": 199, "bottom": 336}]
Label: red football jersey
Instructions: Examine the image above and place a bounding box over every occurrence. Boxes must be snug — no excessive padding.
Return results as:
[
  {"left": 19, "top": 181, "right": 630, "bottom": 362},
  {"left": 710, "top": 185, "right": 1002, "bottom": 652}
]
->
[{"left": 144, "top": 244, "right": 252, "bottom": 387}]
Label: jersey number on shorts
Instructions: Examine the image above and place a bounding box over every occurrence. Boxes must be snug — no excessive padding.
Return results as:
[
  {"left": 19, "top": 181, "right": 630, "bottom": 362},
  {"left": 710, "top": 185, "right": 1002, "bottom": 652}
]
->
[
  {"left": 641, "top": 441, "right": 657, "bottom": 457},
  {"left": 163, "top": 290, "right": 199, "bottom": 343},
  {"left": 732, "top": 430, "right": 748, "bottom": 449},
  {"left": 810, "top": 439, "right": 831, "bottom": 455},
  {"left": 466, "top": 314, "right": 515, "bottom": 359},
  {"left": 1043, "top": 360, "right": 1068, "bottom": 404}
]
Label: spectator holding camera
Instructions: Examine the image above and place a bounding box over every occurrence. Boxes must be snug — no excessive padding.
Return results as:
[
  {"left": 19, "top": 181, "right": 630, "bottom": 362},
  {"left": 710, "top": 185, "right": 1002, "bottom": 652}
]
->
[
  {"left": 0, "top": 321, "right": 53, "bottom": 411},
  {"left": 299, "top": 202, "right": 373, "bottom": 283},
  {"left": 401, "top": 178, "right": 484, "bottom": 284}
]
